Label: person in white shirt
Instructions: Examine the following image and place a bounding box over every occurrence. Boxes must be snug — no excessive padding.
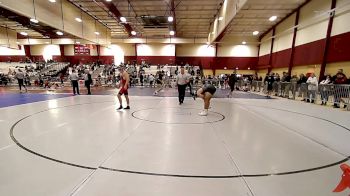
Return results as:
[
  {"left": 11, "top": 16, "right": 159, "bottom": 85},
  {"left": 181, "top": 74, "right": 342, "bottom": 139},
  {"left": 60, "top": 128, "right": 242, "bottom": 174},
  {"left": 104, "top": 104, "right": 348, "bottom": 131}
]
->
[
  {"left": 69, "top": 70, "right": 80, "bottom": 95},
  {"left": 149, "top": 74, "right": 155, "bottom": 88},
  {"left": 306, "top": 73, "right": 318, "bottom": 103},
  {"left": 319, "top": 75, "right": 332, "bottom": 105},
  {"left": 176, "top": 66, "right": 190, "bottom": 105},
  {"left": 15, "top": 69, "right": 27, "bottom": 92}
]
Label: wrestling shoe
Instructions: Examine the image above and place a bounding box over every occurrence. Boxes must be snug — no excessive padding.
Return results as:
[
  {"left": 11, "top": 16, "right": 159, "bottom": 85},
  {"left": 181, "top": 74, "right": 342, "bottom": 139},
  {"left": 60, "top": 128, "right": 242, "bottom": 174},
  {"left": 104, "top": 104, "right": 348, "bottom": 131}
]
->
[{"left": 198, "top": 110, "right": 208, "bottom": 116}]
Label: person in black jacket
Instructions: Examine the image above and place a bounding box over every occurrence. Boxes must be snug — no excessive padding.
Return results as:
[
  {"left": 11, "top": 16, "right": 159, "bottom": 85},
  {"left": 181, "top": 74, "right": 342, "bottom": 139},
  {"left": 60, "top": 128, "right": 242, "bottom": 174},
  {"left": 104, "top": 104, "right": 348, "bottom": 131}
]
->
[
  {"left": 84, "top": 70, "right": 93, "bottom": 95},
  {"left": 228, "top": 73, "right": 237, "bottom": 97},
  {"left": 264, "top": 73, "right": 275, "bottom": 98}
]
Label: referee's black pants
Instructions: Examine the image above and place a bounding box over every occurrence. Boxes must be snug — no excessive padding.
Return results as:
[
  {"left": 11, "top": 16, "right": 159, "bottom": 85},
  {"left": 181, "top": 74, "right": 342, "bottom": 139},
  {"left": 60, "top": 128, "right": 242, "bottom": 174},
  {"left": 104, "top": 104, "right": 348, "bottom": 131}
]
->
[
  {"left": 72, "top": 80, "right": 80, "bottom": 95},
  {"left": 178, "top": 84, "right": 186, "bottom": 103}
]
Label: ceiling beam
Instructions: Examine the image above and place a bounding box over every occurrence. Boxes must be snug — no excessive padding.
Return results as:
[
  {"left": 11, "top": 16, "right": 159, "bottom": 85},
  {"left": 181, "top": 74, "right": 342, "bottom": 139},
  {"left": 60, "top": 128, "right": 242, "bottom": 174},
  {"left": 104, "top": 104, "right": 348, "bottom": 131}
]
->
[
  {"left": 171, "top": 0, "right": 177, "bottom": 35},
  {"left": 102, "top": 1, "right": 133, "bottom": 36}
]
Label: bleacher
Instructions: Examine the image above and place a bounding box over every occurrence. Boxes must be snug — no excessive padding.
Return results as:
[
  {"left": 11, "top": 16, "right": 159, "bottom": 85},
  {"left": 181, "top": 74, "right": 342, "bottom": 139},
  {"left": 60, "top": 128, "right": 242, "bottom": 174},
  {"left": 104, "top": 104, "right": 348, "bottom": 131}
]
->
[
  {"left": 40, "top": 62, "right": 69, "bottom": 76},
  {"left": 0, "top": 62, "right": 37, "bottom": 74}
]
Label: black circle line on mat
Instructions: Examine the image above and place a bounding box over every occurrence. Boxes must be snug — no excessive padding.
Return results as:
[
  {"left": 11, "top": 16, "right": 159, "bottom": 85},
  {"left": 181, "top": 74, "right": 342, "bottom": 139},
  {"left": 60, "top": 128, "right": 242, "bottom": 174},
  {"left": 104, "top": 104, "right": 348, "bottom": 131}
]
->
[
  {"left": 131, "top": 107, "right": 226, "bottom": 124},
  {"left": 9, "top": 101, "right": 350, "bottom": 178}
]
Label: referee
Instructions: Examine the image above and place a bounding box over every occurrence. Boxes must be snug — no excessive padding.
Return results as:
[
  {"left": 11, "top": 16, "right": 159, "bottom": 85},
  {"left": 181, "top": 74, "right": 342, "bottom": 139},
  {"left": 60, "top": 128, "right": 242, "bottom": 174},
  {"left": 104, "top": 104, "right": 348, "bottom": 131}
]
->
[{"left": 176, "top": 66, "right": 190, "bottom": 105}]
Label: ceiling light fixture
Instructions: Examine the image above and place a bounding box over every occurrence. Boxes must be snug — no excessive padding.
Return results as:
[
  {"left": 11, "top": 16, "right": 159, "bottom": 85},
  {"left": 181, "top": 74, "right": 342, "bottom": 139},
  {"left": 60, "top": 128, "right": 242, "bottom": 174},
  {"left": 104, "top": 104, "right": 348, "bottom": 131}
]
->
[
  {"left": 48, "top": 0, "right": 56, "bottom": 2},
  {"left": 20, "top": 32, "right": 28, "bottom": 36},
  {"left": 30, "top": 18, "right": 39, "bottom": 23},
  {"left": 131, "top": 31, "right": 137, "bottom": 35},
  {"left": 218, "top": 17, "right": 223, "bottom": 21},
  {"left": 169, "top": 31, "right": 175, "bottom": 36},
  {"left": 269, "top": 16, "right": 277, "bottom": 21},
  {"left": 106, "top": 0, "right": 112, "bottom": 1},
  {"left": 94, "top": 31, "right": 100, "bottom": 35},
  {"left": 16, "top": 41, "right": 20, "bottom": 44},
  {"left": 75, "top": 17, "right": 82, "bottom": 22},
  {"left": 120, "top": 17, "right": 127, "bottom": 23},
  {"left": 45, "top": 42, "right": 50, "bottom": 44},
  {"left": 253, "top": 31, "right": 259, "bottom": 35},
  {"left": 76, "top": 41, "right": 80, "bottom": 44},
  {"left": 242, "top": 41, "right": 247, "bottom": 45},
  {"left": 56, "top": 31, "right": 63, "bottom": 36},
  {"left": 168, "top": 16, "right": 174, "bottom": 22}
]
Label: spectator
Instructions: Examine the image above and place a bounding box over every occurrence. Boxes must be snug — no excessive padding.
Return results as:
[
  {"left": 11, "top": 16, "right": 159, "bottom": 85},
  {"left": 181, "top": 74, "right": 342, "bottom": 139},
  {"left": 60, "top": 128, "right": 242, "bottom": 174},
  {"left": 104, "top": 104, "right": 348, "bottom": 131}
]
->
[
  {"left": 319, "top": 75, "right": 332, "bottom": 105},
  {"left": 306, "top": 73, "right": 318, "bottom": 103},
  {"left": 84, "top": 70, "right": 92, "bottom": 95},
  {"left": 333, "top": 69, "right": 347, "bottom": 84}
]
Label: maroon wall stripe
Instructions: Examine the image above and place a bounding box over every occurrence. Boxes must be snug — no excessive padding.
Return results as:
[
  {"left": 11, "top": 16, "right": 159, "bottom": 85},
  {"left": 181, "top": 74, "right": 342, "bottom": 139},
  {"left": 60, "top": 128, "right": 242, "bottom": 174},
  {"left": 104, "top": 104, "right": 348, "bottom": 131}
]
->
[
  {"left": 272, "top": 49, "right": 292, "bottom": 68},
  {"left": 327, "top": 31, "right": 350, "bottom": 63},
  {"left": 293, "top": 39, "right": 326, "bottom": 66}
]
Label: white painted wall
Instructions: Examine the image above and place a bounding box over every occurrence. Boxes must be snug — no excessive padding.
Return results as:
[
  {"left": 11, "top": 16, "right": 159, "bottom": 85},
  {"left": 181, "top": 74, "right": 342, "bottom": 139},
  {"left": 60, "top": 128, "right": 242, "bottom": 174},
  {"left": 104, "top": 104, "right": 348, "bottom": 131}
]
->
[
  {"left": 100, "top": 44, "right": 135, "bottom": 56},
  {"left": 137, "top": 44, "right": 175, "bottom": 56},
  {"left": 64, "top": 45, "right": 74, "bottom": 56},
  {"left": 295, "top": 0, "right": 331, "bottom": 46},
  {"left": 0, "top": 46, "right": 25, "bottom": 56},
  {"left": 176, "top": 44, "right": 216, "bottom": 57},
  {"left": 331, "top": 0, "right": 350, "bottom": 36},
  {"left": 273, "top": 13, "right": 296, "bottom": 52},
  {"left": 259, "top": 31, "right": 273, "bottom": 56},
  {"left": 31, "top": 45, "right": 60, "bottom": 61},
  {"left": 218, "top": 45, "right": 258, "bottom": 57}
]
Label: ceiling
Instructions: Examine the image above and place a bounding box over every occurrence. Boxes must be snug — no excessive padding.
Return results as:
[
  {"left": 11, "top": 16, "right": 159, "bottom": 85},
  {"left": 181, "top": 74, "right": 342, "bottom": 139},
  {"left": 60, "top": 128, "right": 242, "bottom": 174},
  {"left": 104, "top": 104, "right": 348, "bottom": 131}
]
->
[
  {"left": 226, "top": 0, "right": 307, "bottom": 37},
  {"left": 0, "top": 0, "right": 308, "bottom": 41}
]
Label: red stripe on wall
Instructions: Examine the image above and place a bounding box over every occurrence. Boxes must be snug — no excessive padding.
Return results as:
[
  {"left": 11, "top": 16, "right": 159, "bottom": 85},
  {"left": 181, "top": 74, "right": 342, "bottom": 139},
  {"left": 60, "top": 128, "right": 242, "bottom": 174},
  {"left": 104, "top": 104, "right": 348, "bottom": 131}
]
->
[
  {"left": 293, "top": 39, "right": 326, "bottom": 66},
  {"left": 327, "top": 31, "right": 350, "bottom": 63},
  {"left": 175, "top": 57, "right": 215, "bottom": 69},
  {"left": 0, "top": 56, "right": 26, "bottom": 62},
  {"left": 137, "top": 56, "right": 175, "bottom": 65},
  {"left": 271, "top": 48, "right": 292, "bottom": 68},
  {"left": 215, "top": 57, "right": 258, "bottom": 69},
  {"left": 257, "top": 54, "right": 270, "bottom": 66}
]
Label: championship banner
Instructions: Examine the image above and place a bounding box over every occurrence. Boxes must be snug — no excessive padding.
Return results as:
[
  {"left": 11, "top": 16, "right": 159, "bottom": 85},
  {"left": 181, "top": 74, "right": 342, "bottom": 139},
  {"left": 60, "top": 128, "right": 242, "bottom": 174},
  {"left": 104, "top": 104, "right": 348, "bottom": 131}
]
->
[{"left": 74, "top": 44, "right": 90, "bottom": 55}]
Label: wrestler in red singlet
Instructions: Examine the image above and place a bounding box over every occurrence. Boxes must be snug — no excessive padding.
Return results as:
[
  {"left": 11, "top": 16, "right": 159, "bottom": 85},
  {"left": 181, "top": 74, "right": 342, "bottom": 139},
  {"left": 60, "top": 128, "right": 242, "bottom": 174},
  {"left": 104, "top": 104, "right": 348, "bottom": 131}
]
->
[{"left": 117, "top": 66, "right": 130, "bottom": 110}]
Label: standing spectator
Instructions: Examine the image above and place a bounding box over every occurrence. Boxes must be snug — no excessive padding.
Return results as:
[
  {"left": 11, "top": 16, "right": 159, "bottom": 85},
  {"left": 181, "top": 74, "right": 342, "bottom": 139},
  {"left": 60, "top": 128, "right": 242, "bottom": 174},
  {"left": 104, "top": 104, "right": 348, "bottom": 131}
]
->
[
  {"left": 332, "top": 69, "right": 347, "bottom": 84},
  {"left": 69, "top": 69, "right": 80, "bottom": 95},
  {"left": 139, "top": 73, "right": 144, "bottom": 87},
  {"left": 332, "top": 69, "right": 348, "bottom": 108},
  {"left": 84, "top": 70, "right": 92, "bottom": 95},
  {"left": 264, "top": 73, "right": 275, "bottom": 98},
  {"left": 228, "top": 73, "right": 237, "bottom": 97},
  {"left": 176, "top": 66, "right": 190, "bottom": 105},
  {"left": 15, "top": 69, "right": 27, "bottom": 92},
  {"left": 306, "top": 73, "right": 318, "bottom": 103},
  {"left": 149, "top": 74, "right": 155, "bottom": 88},
  {"left": 59, "top": 73, "right": 64, "bottom": 86},
  {"left": 319, "top": 75, "right": 332, "bottom": 105}
]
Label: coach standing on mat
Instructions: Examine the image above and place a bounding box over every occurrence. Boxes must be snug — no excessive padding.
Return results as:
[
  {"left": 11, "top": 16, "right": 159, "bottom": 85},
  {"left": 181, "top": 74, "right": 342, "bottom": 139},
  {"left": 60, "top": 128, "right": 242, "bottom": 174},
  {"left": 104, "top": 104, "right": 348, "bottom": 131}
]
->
[{"left": 176, "top": 66, "right": 190, "bottom": 105}]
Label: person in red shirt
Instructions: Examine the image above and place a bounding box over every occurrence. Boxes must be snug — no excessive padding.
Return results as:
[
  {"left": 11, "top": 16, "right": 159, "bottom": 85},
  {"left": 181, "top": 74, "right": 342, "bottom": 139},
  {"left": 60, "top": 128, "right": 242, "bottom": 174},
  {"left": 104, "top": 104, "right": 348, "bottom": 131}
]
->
[{"left": 333, "top": 69, "right": 348, "bottom": 84}]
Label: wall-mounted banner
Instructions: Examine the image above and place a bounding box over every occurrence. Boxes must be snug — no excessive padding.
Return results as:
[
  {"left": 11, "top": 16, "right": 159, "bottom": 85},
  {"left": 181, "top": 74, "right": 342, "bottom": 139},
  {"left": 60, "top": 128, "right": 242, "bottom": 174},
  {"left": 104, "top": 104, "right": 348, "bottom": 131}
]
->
[{"left": 74, "top": 44, "right": 90, "bottom": 55}]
